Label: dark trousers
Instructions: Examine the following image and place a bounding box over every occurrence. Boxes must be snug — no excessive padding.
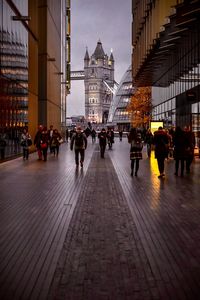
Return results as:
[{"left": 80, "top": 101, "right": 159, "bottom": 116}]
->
[
  {"left": 147, "top": 143, "right": 151, "bottom": 157},
  {"left": 42, "top": 148, "right": 48, "bottom": 161},
  {"left": 131, "top": 159, "right": 139, "bottom": 173},
  {"left": 186, "top": 156, "right": 193, "bottom": 172},
  {"left": 23, "top": 148, "right": 29, "bottom": 159},
  {"left": 157, "top": 157, "right": 165, "bottom": 174},
  {"left": 175, "top": 159, "right": 184, "bottom": 175},
  {"left": 37, "top": 148, "right": 42, "bottom": 160},
  {"left": 0, "top": 149, "right": 5, "bottom": 159},
  {"left": 75, "top": 149, "right": 85, "bottom": 165},
  {"left": 100, "top": 144, "right": 106, "bottom": 158},
  {"left": 52, "top": 146, "right": 59, "bottom": 156}
]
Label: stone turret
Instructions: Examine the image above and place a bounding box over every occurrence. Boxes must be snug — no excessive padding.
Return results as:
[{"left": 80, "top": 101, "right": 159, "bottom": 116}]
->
[
  {"left": 92, "top": 39, "right": 105, "bottom": 59},
  {"left": 84, "top": 40, "right": 115, "bottom": 124},
  {"left": 109, "top": 51, "right": 114, "bottom": 64},
  {"left": 84, "top": 47, "right": 89, "bottom": 67}
]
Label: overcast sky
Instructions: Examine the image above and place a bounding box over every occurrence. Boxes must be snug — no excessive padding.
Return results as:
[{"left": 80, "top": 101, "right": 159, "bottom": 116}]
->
[{"left": 67, "top": 0, "right": 132, "bottom": 117}]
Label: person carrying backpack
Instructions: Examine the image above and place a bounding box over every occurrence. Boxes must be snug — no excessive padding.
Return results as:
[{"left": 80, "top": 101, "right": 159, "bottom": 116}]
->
[{"left": 70, "top": 126, "right": 87, "bottom": 167}]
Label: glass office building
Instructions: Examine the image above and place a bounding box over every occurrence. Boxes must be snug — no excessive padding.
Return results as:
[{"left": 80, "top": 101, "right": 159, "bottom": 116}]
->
[
  {"left": 132, "top": 0, "right": 200, "bottom": 144},
  {"left": 0, "top": 0, "right": 28, "bottom": 157},
  {"left": 108, "top": 65, "right": 133, "bottom": 131},
  {"left": 0, "top": 0, "right": 69, "bottom": 161}
]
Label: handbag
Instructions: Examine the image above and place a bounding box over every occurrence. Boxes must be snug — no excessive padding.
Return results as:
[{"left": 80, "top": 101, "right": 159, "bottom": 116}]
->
[
  {"left": 58, "top": 138, "right": 63, "bottom": 144},
  {"left": 41, "top": 142, "right": 47, "bottom": 149},
  {"left": 21, "top": 140, "right": 26, "bottom": 147},
  {"left": 131, "top": 140, "right": 143, "bottom": 150},
  {"left": 27, "top": 139, "right": 32, "bottom": 146}
]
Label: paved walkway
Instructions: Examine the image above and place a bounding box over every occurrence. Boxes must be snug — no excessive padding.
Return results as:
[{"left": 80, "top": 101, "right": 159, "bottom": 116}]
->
[{"left": 0, "top": 138, "right": 200, "bottom": 300}]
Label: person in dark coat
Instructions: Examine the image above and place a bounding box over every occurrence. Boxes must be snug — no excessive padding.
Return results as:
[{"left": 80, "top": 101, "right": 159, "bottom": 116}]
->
[
  {"left": 70, "top": 126, "right": 87, "bottom": 167},
  {"left": 66, "top": 128, "right": 69, "bottom": 143},
  {"left": 145, "top": 128, "right": 153, "bottom": 158},
  {"left": 184, "top": 126, "right": 195, "bottom": 173},
  {"left": 34, "top": 125, "right": 43, "bottom": 160},
  {"left": 153, "top": 126, "right": 169, "bottom": 178},
  {"left": 91, "top": 129, "right": 96, "bottom": 143},
  {"left": 119, "top": 130, "right": 123, "bottom": 141},
  {"left": 128, "top": 128, "right": 143, "bottom": 176},
  {"left": 98, "top": 128, "right": 107, "bottom": 158},
  {"left": 173, "top": 126, "right": 187, "bottom": 176},
  {"left": 107, "top": 128, "right": 114, "bottom": 149}
]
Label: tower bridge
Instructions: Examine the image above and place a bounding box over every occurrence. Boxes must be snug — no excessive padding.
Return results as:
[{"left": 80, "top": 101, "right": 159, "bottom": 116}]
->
[
  {"left": 70, "top": 40, "right": 117, "bottom": 123},
  {"left": 70, "top": 70, "right": 85, "bottom": 80},
  {"left": 70, "top": 70, "right": 118, "bottom": 93}
]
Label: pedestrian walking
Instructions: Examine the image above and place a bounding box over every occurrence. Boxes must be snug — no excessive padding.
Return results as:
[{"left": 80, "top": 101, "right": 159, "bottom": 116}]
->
[
  {"left": 51, "top": 129, "right": 62, "bottom": 156},
  {"left": 98, "top": 128, "right": 107, "bottom": 158},
  {"left": 34, "top": 125, "right": 43, "bottom": 160},
  {"left": 145, "top": 128, "right": 153, "bottom": 157},
  {"left": 128, "top": 128, "right": 143, "bottom": 176},
  {"left": 70, "top": 126, "right": 87, "bottom": 167},
  {"left": 184, "top": 126, "right": 195, "bottom": 173},
  {"left": 66, "top": 128, "right": 69, "bottom": 143},
  {"left": 91, "top": 129, "right": 96, "bottom": 143},
  {"left": 107, "top": 128, "right": 114, "bottom": 149},
  {"left": 153, "top": 126, "right": 169, "bottom": 178},
  {"left": 40, "top": 126, "right": 49, "bottom": 161},
  {"left": 119, "top": 130, "right": 123, "bottom": 141},
  {"left": 48, "top": 125, "right": 54, "bottom": 153},
  {"left": 173, "top": 126, "right": 187, "bottom": 176},
  {"left": 21, "top": 127, "right": 32, "bottom": 160}
]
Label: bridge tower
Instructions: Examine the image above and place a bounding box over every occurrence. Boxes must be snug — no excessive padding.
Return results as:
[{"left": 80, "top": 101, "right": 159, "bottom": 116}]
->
[{"left": 84, "top": 40, "right": 114, "bottom": 124}]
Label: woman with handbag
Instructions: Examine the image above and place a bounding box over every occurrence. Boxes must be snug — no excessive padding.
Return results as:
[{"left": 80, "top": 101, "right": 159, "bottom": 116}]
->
[
  {"left": 21, "top": 127, "right": 32, "bottom": 160},
  {"left": 128, "top": 128, "right": 143, "bottom": 176}
]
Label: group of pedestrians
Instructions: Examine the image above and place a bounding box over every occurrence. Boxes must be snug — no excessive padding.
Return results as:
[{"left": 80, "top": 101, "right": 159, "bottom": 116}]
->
[
  {"left": 19, "top": 125, "right": 63, "bottom": 162},
  {"left": 69, "top": 127, "right": 115, "bottom": 165},
  {"left": 34, "top": 125, "right": 63, "bottom": 161},
  {"left": 68, "top": 125, "right": 196, "bottom": 178},
  {"left": 128, "top": 125, "right": 195, "bottom": 178}
]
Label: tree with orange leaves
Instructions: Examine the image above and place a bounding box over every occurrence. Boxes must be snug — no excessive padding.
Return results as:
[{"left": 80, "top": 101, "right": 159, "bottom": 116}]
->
[{"left": 127, "top": 87, "right": 152, "bottom": 128}]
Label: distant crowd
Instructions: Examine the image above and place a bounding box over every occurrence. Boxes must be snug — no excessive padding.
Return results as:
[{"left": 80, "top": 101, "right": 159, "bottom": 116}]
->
[{"left": 0, "top": 124, "right": 199, "bottom": 179}]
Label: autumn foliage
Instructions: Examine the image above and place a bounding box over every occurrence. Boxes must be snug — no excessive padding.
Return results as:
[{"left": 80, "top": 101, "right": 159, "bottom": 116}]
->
[{"left": 127, "top": 87, "right": 152, "bottom": 127}]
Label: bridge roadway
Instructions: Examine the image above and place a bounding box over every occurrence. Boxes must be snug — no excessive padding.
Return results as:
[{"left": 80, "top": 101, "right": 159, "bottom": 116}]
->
[{"left": 0, "top": 138, "right": 200, "bottom": 300}]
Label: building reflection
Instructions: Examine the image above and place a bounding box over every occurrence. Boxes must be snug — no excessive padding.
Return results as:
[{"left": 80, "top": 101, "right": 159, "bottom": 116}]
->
[
  {"left": 0, "top": 0, "right": 28, "bottom": 157},
  {"left": 0, "top": 0, "right": 70, "bottom": 161}
]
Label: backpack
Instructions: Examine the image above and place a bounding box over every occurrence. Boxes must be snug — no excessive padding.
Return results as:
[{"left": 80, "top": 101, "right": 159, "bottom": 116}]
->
[{"left": 75, "top": 133, "right": 84, "bottom": 148}]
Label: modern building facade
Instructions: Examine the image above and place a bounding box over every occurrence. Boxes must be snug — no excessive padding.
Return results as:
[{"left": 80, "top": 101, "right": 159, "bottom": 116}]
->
[
  {"left": 0, "top": 0, "right": 69, "bottom": 160},
  {"left": 132, "top": 0, "right": 200, "bottom": 140},
  {"left": 108, "top": 65, "right": 133, "bottom": 131},
  {"left": 84, "top": 40, "right": 115, "bottom": 124}
]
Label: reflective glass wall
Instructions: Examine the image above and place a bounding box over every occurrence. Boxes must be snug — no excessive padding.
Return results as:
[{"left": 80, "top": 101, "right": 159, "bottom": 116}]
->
[
  {"left": 132, "top": 0, "right": 200, "bottom": 146},
  {"left": 0, "top": 0, "right": 28, "bottom": 159},
  {"left": 108, "top": 66, "right": 132, "bottom": 131}
]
